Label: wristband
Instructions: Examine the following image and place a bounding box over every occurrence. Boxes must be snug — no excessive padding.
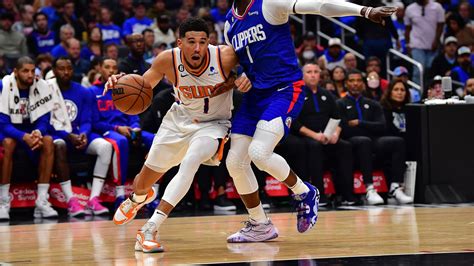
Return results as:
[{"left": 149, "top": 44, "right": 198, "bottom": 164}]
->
[{"left": 364, "top": 7, "right": 373, "bottom": 19}]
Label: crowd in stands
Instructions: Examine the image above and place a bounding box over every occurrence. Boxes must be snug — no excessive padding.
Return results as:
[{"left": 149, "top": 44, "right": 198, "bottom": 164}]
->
[{"left": 0, "top": 0, "right": 473, "bottom": 220}]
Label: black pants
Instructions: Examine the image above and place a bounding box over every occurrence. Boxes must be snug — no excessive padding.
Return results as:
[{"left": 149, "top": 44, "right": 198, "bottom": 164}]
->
[
  {"left": 348, "top": 136, "right": 406, "bottom": 186},
  {"left": 275, "top": 134, "right": 307, "bottom": 180},
  {"left": 305, "top": 137, "right": 354, "bottom": 200}
]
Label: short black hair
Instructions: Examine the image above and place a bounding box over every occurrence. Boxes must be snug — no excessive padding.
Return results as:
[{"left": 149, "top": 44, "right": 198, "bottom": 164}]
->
[
  {"left": 179, "top": 17, "right": 209, "bottom": 38},
  {"left": 33, "top": 12, "right": 48, "bottom": 22},
  {"left": 15, "top": 56, "right": 35, "bottom": 70},
  {"left": 346, "top": 69, "right": 363, "bottom": 78},
  {"left": 367, "top": 56, "right": 381, "bottom": 65},
  {"left": 52, "top": 56, "right": 72, "bottom": 68},
  {"left": 142, "top": 28, "right": 153, "bottom": 35},
  {"left": 98, "top": 56, "right": 117, "bottom": 66}
]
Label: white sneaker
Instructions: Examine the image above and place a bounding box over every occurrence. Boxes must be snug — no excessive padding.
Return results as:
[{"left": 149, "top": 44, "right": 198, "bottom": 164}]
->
[
  {"left": 0, "top": 197, "right": 10, "bottom": 220},
  {"left": 34, "top": 196, "right": 58, "bottom": 218},
  {"left": 389, "top": 184, "right": 413, "bottom": 204},
  {"left": 366, "top": 185, "right": 384, "bottom": 205}
]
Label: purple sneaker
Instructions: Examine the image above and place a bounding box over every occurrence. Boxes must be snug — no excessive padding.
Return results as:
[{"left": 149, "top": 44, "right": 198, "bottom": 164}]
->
[
  {"left": 292, "top": 182, "right": 320, "bottom": 233},
  {"left": 227, "top": 219, "right": 279, "bottom": 243}
]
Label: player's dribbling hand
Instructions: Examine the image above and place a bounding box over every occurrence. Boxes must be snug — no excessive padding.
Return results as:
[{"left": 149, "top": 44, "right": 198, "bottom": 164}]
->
[
  {"left": 367, "top": 6, "right": 397, "bottom": 25},
  {"left": 235, "top": 73, "right": 252, "bottom": 93},
  {"left": 103, "top": 73, "right": 126, "bottom": 95}
]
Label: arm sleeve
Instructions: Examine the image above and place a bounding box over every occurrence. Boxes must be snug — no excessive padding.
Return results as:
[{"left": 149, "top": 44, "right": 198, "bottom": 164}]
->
[
  {"left": 129, "top": 115, "right": 140, "bottom": 129},
  {"left": 263, "top": 0, "right": 363, "bottom": 25},
  {"left": 0, "top": 114, "right": 26, "bottom": 142},
  {"left": 359, "top": 103, "right": 386, "bottom": 133},
  {"left": 79, "top": 92, "right": 91, "bottom": 135},
  {"left": 122, "top": 20, "right": 132, "bottom": 36},
  {"left": 34, "top": 113, "right": 50, "bottom": 136}
]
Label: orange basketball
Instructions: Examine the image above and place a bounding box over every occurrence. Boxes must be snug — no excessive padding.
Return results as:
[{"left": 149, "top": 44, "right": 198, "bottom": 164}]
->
[{"left": 112, "top": 74, "right": 152, "bottom": 115}]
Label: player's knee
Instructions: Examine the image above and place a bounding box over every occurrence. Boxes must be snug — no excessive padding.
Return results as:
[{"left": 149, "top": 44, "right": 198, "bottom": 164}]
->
[
  {"left": 54, "top": 139, "right": 67, "bottom": 154},
  {"left": 248, "top": 140, "right": 271, "bottom": 170},
  {"left": 226, "top": 149, "right": 248, "bottom": 176},
  {"left": 98, "top": 140, "right": 113, "bottom": 164},
  {"left": 2, "top": 138, "right": 17, "bottom": 154}
]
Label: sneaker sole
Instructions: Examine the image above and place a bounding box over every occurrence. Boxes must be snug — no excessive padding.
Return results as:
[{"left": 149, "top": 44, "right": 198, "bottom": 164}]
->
[
  {"left": 227, "top": 232, "right": 279, "bottom": 243},
  {"left": 136, "top": 233, "right": 164, "bottom": 253}
]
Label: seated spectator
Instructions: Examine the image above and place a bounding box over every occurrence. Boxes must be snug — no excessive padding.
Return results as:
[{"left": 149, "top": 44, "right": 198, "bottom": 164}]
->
[
  {"left": 337, "top": 69, "right": 412, "bottom": 205},
  {"left": 0, "top": 13, "right": 28, "bottom": 60},
  {"left": 430, "top": 36, "right": 458, "bottom": 78},
  {"left": 48, "top": 57, "right": 113, "bottom": 217},
  {"left": 66, "top": 38, "right": 90, "bottom": 83},
  {"left": 0, "top": 53, "right": 11, "bottom": 79},
  {"left": 119, "top": 33, "right": 150, "bottom": 75},
  {"left": 80, "top": 27, "right": 103, "bottom": 61},
  {"left": 210, "top": 0, "right": 229, "bottom": 28},
  {"left": 81, "top": 57, "right": 101, "bottom": 88},
  {"left": 39, "top": 0, "right": 62, "bottom": 27},
  {"left": 147, "top": 0, "right": 173, "bottom": 21},
  {"left": 35, "top": 53, "right": 53, "bottom": 79},
  {"left": 0, "top": 57, "right": 57, "bottom": 220},
  {"left": 451, "top": 46, "right": 473, "bottom": 86},
  {"left": 331, "top": 66, "right": 347, "bottom": 98},
  {"left": 142, "top": 29, "right": 155, "bottom": 61},
  {"left": 296, "top": 31, "right": 323, "bottom": 65},
  {"left": 104, "top": 43, "right": 119, "bottom": 61},
  {"left": 89, "top": 57, "right": 155, "bottom": 209},
  {"left": 380, "top": 80, "right": 411, "bottom": 139},
  {"left": 98, "top": 6, "right": 123, "bottom": 45},
  {"left": 445, "top": 13, "right": 474, "bottom": 48},
  {"left": 291, "top": 63, "right": 356, "bottom": 205},
  {"left": 12, "top": 4, "right": 34, "bottom": 36},
  {"left": 51, "top": 24, "right": 75, "bottom": 58},
  {"left": 366, "top": 56, "right": 389, "bottom": 91},
  {"left": 318, "top": 38, "right": 345, "bottom": 71},
  {"left": 112, "top": 0, "right": 133, "bottom": 27},
  {"left": 152, "top": 15, "right": 176, "bottom": 49},
  {"left": 52, "top": 2, "right": 84, "bottom": 42},
  {"left": 393, "top": 66, "right": 421, "bottom": 103},
  {"left": 146, "top": 42, "right": 167, "bottom": 65},
  {"left": 27, "top": 12, "right": 56, "bottom": 57},
  {"left": 365, "top": 71, "right": 384, "bottom": 101},
  {"left": 321, "top": 79, "right": 337, "bottom": 93},
  {"left": 464, "top": 78, "right": 474, "bottom": 97},
  {"left": 423, "top": 75, "right": 444, "bottom": 101},
  {"left": 173, "top": 7, "right": 191, "bottom": 29},
  {"left": 122, "top": 1, "right": 153, "bottom": 37},
  {"left": 343, "top": 53, "right": 358, "bottom": 72},
  {"left": 0, "top": 0, "right": 19, "bottom": 21},
  {"left": 458, "top": 2, "right": 474, "bottom": 26}
]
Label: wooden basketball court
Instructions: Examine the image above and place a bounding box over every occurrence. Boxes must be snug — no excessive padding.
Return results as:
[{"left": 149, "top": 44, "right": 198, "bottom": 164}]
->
[{"left": 0, "top": 206, "right": 473, "bottom": 265}]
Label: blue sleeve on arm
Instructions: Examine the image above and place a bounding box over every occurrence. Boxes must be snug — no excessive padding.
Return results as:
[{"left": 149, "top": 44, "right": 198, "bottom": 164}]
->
[
  {"left": 79, "top": 90, "right": 92, "bottom": 135},
  {"left": 129, "top": 115, "right": 140, "bottom": 129},
  {"left": 0, "top": 113, "right": 26, "bottom": 142},
  {"left": 34, "top": 113, "right": 51, "bottom": 136}
]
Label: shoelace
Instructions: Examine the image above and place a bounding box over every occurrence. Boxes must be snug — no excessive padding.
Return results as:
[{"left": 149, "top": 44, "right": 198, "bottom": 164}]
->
[
  {"left": 121, "top": 199, "right": 134, "bottom": 212},
  {"left": 240, "top": 220, "right": 259, "bottom": 233},
  {"left": 141, "top": 222, "right": 157, "bottom": 240}
]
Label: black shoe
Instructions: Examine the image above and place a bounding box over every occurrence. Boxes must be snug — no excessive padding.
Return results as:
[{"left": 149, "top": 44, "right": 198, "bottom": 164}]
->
[{"left": 213, "top": 195, "right": 237, "bottom": 211}]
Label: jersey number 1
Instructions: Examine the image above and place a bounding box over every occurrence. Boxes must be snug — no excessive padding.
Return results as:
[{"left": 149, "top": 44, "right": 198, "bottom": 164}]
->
[{"left": 204, "top": 98, "right": 209, "bottom": 114}]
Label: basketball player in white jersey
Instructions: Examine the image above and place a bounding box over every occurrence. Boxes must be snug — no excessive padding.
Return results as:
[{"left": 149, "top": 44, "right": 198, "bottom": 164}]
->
[{"left": 105, "top": 18, "right": 250, "bottom": 253}]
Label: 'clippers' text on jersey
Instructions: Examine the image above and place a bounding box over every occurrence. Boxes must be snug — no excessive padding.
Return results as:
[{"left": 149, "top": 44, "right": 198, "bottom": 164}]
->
[{"left": 231, "top": 24, "right": 267, "bottom": 51}]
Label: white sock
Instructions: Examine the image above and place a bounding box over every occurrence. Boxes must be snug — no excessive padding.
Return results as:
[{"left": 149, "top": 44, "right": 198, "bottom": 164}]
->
[
  {"left": 0, "top": 184, "right": 10, "bottom": 200},
  {"left": 289, "top": 178, "right": 310, "bottom": 195},
  {"left": 248, "top": 203, "right": 267, "bottom": 223},
  {"left": 37, "top": 183, "right": 50, "bottom": 200},
  {"left": 60, "top": 180, "right": 74, "bottom": 202},
  {"left": 116, "top": 185, "right": 125, "bottom": 198},
  {"left": 146, "top": 209, "right": 167, "bottom": 231},
  {"left": 90, "top": 177, "right": 105, "bottom": 199}
]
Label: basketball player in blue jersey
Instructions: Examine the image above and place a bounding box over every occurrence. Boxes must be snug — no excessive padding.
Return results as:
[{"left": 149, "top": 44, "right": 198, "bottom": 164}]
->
[{"left": 224, "top": 0, "right": 397, "bottom": 242}]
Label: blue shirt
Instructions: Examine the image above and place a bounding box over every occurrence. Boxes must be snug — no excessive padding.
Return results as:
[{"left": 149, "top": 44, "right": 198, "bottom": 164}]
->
[
  {"left": 98, "top": 23, "right": 122, "bottom": 45},
  {"left": 29, "top": 30, "right": 56, "bottom": 55},
  {"left": 88, "top": 81, "right": 141, "bottom": 134},
  {"left": 224, "top": 0, "right": 302, "bottom": 89},
  {"left": 51, "top": 82, "right": 92, "bottom": 139},
  {"left": 0, "top": 84, "right": 50, "bottom": 142},
  {"left": 122, "top": 17, "right": 153, "bottom": 36},
  {"left": 51, "top": 44, "right": 68, "bottom": 58}
]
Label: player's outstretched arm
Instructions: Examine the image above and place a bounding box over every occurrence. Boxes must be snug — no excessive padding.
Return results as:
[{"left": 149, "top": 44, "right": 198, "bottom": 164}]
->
[{"left": 266, "top": 0, "right": 396, "bottom": 25}]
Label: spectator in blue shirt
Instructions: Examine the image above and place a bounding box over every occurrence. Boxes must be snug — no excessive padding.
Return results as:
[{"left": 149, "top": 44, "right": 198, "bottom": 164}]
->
[
  {"left": 122, "top": 2, "right": 153, "bottom": 37},
  {"left": 98, "top": 6, "right": 122, "bottom": 45},
  {"left": 210, "top": 0, "right": 229, "bottom": 26},
  {"left": 80, "top": 27, "right": 103, "bottom": 61},
  {"left": 51, "top": 24, "right": 74, "bottom": 58},
  {"left": 27, "top": 12, "right": 56, "bottom": 56}
]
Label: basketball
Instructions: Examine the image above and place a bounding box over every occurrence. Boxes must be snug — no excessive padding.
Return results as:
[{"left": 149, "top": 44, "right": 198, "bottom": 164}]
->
[{"left": 112, "top": 74, "right": 152, "bottom": 115}]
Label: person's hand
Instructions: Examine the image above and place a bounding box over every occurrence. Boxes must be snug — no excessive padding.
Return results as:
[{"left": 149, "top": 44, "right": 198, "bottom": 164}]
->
[
  {"left": 328, "top": 133, "right": 339, "bottom": 144},
  {"left": 68, "top": 133, "right": 82, "bottom": 148},
  {"left": 103, "top": 73, "right": 126, "bottom": 96},
  {"left": 348, "top": 119, "right": 360, "bottom": 127},
  {"left": 23, "top": 133, "right": 41, "bottom": 150},
  {"left": 211, "top": 73, "right": 237, "bottom": 97},
  {"left": 366, "top": 6, "right": 397, "bottom": 25},
  {"left": 234, "top": 73, "right": 252, "bottom": 93},
  {"left": 116, "top": 126, "right": 132, "bottom": 137},
  {"left": 76, "top": 133, "right": 88, "bottom": 150},
  {"left": 313, "top": 132, "right": 328, "bottom": 144}
]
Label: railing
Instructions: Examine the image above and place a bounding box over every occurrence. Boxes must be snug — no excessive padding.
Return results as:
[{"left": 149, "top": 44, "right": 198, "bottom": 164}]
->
[
  {"left": 386, "top": 49, "right": 424, "bottom": 93},
  {"left": 315, "top": 16, "right": 365, "bottom": 60}
]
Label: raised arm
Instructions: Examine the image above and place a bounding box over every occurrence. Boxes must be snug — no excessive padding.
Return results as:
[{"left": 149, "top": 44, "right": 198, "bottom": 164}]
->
[{"left": 263, "top": 0, "right": 397, "bottom": 25}]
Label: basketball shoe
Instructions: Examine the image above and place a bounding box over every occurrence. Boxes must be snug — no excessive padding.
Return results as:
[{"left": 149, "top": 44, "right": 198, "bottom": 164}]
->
[
  {"left": 227, "top": 219, "right": 279, "bottom": 243},
  {"left": 366, "top": 184, "right": 384, "bottom": 205},
  {"left": 292, "top": 181, "right": 320, "bottom": 233},
  {"left": 113, "top": 188, "right": 156, "bottom": 225},
  {"left": 0, "top": 196, "right": 10, "bottom": 220},
  {"left": 67, "top": 197, "right": 85, "bottom": 217},
  {"left": 388, "top": 183, "right": 413, "bottom": 204},
  {"left": 86, "top": 196, "right": 109, "bottom": 215},
  {"left": 135, "top": 221, "right": 164, "bottom": 253},
  {"left": 34, "top": 195, "right": 58, "bottom": 218}
]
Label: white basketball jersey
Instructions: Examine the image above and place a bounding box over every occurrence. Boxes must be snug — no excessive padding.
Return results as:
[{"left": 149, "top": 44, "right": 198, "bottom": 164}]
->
[{"left": 172, "top": 45, "right": 232, "bottom": 123}]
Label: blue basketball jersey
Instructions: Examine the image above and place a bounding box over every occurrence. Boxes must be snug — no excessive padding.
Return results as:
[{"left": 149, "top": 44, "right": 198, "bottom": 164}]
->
[{"left": 224, "top": 0, "right": 302, "bottom": 90}]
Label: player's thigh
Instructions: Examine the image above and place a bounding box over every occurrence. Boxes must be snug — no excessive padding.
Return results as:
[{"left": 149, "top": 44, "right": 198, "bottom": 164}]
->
[{"left": 145, "top": 141, "right": 188, "bottom": 174}]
